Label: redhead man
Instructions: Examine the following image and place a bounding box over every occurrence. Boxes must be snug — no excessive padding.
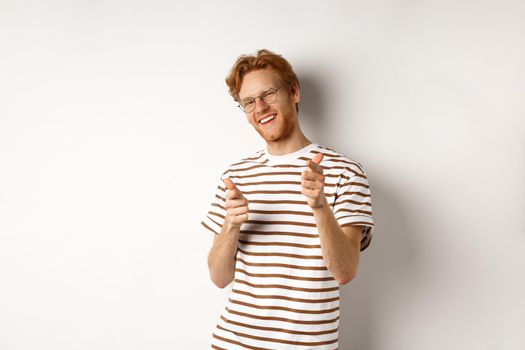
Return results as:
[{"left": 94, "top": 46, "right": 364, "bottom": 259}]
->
[{"left": 201, "top": 49, "right": 374, "bottom": 349}]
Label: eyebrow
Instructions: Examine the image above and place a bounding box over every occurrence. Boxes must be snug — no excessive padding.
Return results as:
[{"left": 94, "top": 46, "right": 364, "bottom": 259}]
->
[{"left": 240, "top": 87, "right": 277, "bottom": 101}]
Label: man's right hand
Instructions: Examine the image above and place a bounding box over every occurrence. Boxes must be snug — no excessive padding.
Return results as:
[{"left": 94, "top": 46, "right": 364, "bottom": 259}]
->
[{"left": 223, "top": 178, "right": 249, "bottom": 228}]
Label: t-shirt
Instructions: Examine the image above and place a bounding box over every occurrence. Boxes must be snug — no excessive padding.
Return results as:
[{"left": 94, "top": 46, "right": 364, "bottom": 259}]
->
[{"left": 201, "top": 142, "right": 375, "bottom": 350}]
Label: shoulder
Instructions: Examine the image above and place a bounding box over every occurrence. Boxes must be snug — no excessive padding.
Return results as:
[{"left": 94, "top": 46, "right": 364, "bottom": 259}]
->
[
  {"left": 219, "top": 148, "right": 266, "bottom": 180},
  {"left": 316, "top": 144, "right": 366, "bottom": 178}
]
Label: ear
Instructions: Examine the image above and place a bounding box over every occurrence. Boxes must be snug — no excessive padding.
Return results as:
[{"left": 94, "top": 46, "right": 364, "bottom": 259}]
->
[{"left": 291, "top": 82, "right": 301, "bottom": 104}]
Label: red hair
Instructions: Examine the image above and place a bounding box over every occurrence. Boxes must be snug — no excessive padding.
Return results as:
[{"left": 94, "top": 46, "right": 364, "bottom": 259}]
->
[{"left": 225, "top": 49, "right": 300, "bottom": 111}]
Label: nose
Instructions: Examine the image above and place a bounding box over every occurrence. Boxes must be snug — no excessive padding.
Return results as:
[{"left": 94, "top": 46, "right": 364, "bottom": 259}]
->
[{"left": 254, "top": 96, "right": 270, "bottom": 115}]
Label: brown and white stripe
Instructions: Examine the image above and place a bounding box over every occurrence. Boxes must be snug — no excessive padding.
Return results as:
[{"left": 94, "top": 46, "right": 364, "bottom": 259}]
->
[{"left": 202, "top": 143, "right": 374, "bottom": 349}]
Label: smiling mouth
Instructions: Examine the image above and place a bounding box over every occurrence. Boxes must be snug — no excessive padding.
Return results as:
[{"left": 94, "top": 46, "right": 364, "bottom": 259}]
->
[{"left": 259, "top": 114, "right": 276, "bottom": 125}]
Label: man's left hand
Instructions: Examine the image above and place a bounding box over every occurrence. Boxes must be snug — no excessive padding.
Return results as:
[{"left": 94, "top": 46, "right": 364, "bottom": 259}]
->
[{"left": 301, "top": 152, "right": 327, "bottom": 209}]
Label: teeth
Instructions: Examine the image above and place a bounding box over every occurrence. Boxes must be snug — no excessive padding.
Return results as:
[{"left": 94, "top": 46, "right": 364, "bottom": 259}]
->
[{"left": 260, "top": 115, "right": 275, "bottom": 124}]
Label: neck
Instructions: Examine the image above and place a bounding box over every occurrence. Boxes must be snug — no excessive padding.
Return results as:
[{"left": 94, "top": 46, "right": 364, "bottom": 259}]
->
[{"left": 266, "top": 130, "right": 312, "bottom": 156}]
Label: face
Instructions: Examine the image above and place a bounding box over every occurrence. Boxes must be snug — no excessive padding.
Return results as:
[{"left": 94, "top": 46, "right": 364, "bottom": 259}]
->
[{"left": 238, "top": 69, "right": 300, "bottom": 143}]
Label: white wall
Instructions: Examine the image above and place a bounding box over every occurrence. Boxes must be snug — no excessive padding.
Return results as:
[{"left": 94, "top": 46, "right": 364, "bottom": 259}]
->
[{"left": 0, "top": 1, "right": 523, "bottom": 349}]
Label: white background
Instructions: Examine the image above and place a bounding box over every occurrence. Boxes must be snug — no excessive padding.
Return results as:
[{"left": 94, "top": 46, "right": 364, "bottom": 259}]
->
[{"left": 1, "top": 1, "right": 524, "bottom": 349}]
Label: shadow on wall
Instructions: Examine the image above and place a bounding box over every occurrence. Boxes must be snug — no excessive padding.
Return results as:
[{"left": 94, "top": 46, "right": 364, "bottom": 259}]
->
[
  {"left": 297, "top": 73, "right": 330, "bottom": 140},
  {"left": 299, "top": 75, "right": 422, "bottom": 350},
  {"left": 338, "top": 179, "right": 420, "bottom": 350}
]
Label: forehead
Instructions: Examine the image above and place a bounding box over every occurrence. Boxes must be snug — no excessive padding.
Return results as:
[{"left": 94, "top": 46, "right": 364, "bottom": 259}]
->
[{"left": 238, "top": 69, "right": 282, "bottom": 99}]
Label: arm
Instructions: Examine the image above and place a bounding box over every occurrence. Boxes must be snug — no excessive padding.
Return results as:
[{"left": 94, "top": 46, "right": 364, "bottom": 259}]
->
[
  {"left": 311, "top": 197, "right": 361, "bottom": 285},
  {"left": 207, "top": 222, "right": 240, "bottom": 289},
  {"left": 301, "top": 153, "right": 364, "bottom": 285},
  {"left": 207, "top": 178, "right": 248, "bottom": 289}
]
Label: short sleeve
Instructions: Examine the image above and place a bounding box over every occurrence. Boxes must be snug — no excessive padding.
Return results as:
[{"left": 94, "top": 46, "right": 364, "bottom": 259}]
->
[
  {"left": 200, "top": 173, "right": 227, "bottom": 236},
  {"left": 333, "top": 163, "right": 375, "bottom": 251}
]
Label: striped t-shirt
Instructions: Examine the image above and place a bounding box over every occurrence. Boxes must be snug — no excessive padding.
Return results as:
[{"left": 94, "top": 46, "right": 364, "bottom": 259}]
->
[{"left": 201, "top": 142, "right": 374, "bottom": 350}]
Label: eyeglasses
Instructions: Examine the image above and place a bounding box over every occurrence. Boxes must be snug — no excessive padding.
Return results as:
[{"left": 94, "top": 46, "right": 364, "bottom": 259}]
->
[{"left": 238, "top": 83, "right": 288, "bottom": 113}]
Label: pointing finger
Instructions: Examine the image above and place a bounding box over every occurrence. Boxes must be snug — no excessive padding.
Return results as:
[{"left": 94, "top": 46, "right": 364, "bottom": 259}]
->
[
  {"left": 307, "top": 153, "right": 324, "bottom": 173},
  {"left": 224, "top": 177, "right": 236, "bottom": 190},
  {"left": 223, "top": 178, "right": 244, "bottom": 199}
]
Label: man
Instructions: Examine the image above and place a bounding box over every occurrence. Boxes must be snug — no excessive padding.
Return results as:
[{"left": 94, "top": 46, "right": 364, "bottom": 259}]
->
[{"left": 201, "top": 49, "right": 374, "bottom": 349}]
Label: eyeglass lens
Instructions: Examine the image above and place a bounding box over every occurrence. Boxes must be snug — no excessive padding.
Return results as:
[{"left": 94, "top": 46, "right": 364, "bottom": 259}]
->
[{"left": 240, "top": 88, "right": 279, "bottom": 112}]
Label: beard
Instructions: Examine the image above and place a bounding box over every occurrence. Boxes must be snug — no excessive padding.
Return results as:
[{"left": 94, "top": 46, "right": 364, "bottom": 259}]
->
[{"left": 255, "top": 112, "right": 296, "bottom": 143}]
